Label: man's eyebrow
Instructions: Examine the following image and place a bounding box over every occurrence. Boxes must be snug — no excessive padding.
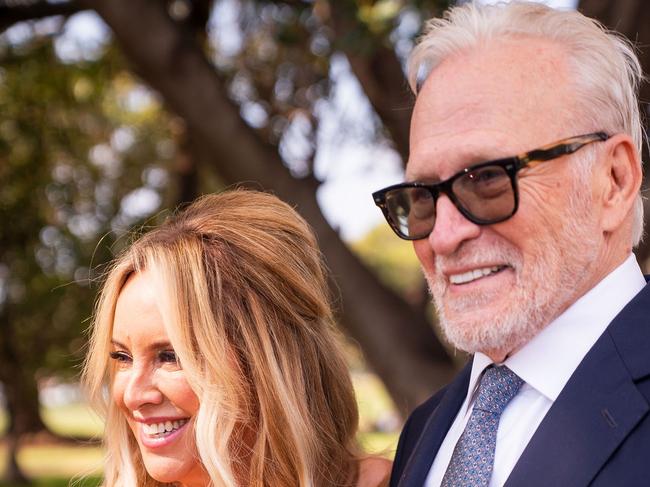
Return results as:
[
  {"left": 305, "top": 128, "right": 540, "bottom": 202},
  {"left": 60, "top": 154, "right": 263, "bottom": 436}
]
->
[
  {"left": 405, "top": 175, "right": 441, "bottom": 184},
  {"left": 407, "top": 147, "right": 513, "bottom": 182}
]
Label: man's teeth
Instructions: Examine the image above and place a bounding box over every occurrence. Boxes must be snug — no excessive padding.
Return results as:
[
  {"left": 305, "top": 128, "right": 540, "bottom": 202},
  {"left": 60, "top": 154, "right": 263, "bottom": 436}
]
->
[
  {"left": 450, "top": 266, "right": 502, "bottom": 285},
  {"left": 142, "top": 419, "right": 189, "bottom": 436}
]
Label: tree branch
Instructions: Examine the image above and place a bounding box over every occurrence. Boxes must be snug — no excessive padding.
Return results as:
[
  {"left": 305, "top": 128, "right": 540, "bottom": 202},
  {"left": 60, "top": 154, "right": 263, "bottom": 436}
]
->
[
  {"left": 82, "top": 0, "right": 455, "bottom": 412},
  {"left": 328, "top": 2, "right": 413, "bottom": 164},
  {"left": 0, "top": 1, "right": 85, "bottom": 33}
]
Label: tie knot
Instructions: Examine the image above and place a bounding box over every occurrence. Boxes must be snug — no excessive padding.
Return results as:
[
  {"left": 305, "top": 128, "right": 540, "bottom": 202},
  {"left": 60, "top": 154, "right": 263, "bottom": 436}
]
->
[{"left": 474, "top": 365, "right": 523, "bottom": 414}]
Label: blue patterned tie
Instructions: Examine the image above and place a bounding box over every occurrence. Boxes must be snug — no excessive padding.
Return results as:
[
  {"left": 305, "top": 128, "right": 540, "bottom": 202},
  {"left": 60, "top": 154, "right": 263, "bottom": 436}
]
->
[{"left": 441, "top": 365, "right": 524, "bottom": 487}]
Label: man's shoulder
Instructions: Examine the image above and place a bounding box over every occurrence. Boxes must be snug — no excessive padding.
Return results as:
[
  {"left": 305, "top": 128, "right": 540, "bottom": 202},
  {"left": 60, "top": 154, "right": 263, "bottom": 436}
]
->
[
  {"left": 390, "top": 385, "right": 449, "bottom": 486},
  {"left": 390, "top": 363, "right": 474, "bottom": 487},
  {"left": 400, "top": 362, "right": 472, "bottom": 442},
  {"left": 391, "top": 363, "right": 473, "bottom": 484},
  {"left": 407, "top": 384, "right": 450, "bottom": 428}
]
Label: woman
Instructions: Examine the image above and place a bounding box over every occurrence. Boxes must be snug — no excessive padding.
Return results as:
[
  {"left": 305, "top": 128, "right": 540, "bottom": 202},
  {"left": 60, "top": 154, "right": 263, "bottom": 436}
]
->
[{"left": 82, "top": 189, "right": 391, "bottom": 487}]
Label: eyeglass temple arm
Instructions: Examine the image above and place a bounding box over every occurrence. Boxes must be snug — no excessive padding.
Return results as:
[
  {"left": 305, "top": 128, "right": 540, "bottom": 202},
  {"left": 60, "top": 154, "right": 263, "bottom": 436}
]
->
[{"left": 519, "top": 132, "right": 609, "bottom": 169}]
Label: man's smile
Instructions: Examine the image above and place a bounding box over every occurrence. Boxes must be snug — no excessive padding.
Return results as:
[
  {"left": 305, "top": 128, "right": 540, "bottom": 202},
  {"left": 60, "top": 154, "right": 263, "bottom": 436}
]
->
[{"left": 448, "top": 265, "right": 508, "bottom": 285}]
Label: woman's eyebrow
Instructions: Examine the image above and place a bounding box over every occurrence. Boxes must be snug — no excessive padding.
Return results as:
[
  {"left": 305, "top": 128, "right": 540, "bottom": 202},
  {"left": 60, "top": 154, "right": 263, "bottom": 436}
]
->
[
  {"left": 148, "top": 340, "right": 173, "bottom": 351},
  {"left": 110, "top": 338, "right": 173, "bottom": 351},
  {"left": 110, "top": 339, "right": 128, "bottom": 349}
]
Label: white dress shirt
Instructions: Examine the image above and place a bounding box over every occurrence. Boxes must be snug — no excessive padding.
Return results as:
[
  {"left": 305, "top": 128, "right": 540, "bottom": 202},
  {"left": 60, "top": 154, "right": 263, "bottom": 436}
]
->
[{"left": 425, "top": 254, "right": 646, "bottom": 487}]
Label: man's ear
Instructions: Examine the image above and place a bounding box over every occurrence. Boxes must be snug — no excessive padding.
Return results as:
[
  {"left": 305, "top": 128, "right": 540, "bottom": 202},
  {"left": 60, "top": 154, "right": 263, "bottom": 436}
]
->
[{"left": 599, "top": 133, "right": 642, "bottom": 233}]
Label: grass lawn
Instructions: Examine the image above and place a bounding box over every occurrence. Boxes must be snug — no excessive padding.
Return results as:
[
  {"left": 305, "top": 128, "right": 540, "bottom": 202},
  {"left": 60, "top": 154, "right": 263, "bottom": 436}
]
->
[
  {"left": 0, "top": 478, "right": 101, "bottom": 487},
  {"left": 0, "top": 403, "right": 103, "bottom": 486},
  {"left": 40, "top": 404, "right": 103, "bottom": 439},
  {"left": 0, "top": 442, "right": 103, "bottom": 486}
]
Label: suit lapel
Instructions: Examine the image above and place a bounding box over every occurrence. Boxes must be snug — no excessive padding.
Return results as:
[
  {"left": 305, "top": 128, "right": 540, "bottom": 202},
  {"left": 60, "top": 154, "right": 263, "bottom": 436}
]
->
[
  {"left": 506, "top": 283, "right": 650, "bottom": 487},
  {"left": 397, "top": 362, "right": 472, "bottom": 487}
]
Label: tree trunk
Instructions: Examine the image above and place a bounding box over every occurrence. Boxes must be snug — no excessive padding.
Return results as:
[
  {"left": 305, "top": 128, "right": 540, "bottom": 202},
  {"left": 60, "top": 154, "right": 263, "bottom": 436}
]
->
[
  {"left": 2, "top": 372, "right": 48, "bottom": 437},
  {"left": 327, "top": 2, "right": 413, "bottom": 164},
  {"left": 0, "top": 314, "right": 45, "bottom": 483},
  {"left": 3, "top": 433, "right": 29, "bottom": 485},
  {"left": 0, "top": 308, "right": 49, "bottom": 437},
  {"left": 0, "top": 0, "right": 82, "bottom": 32},
  {"left": 173, "top": 124, "right": 201, "bottom": 206},
  {"left": 82, "top": 0, "right": 456, "bottom": 413}
]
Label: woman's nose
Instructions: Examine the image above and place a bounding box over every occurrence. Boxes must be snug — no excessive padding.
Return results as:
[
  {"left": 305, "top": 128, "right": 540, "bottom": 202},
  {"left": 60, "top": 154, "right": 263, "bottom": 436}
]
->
[{"left": 122, "top": 365, "right": 164, "bottom": 411}]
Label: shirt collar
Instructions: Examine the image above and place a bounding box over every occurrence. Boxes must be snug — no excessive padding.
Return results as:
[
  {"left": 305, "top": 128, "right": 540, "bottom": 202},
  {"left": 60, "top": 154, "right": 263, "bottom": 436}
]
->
[{"left": 467, "top": 254, "right": 645, "bottom": 403}]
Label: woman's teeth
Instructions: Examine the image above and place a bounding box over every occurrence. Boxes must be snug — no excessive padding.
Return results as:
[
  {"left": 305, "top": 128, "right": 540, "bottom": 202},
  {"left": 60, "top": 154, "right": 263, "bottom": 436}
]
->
[
  {"left": 142, "top": 419, "right": 189, "bottom": 436},
  {"left": 450, "top": 266, "right": 502, "bottom": 285}
]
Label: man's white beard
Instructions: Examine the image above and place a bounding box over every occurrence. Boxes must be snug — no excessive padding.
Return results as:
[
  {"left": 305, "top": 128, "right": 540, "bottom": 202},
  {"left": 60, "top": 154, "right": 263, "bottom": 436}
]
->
[{"left": 426, "top": 187, "right": 600, "bottom": 357}]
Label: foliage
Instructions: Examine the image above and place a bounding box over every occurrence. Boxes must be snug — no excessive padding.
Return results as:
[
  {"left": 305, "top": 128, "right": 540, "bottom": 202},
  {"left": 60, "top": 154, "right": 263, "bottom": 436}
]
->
[
  {"left": 0, "top": 21, "right": 178, "bottom": 438},
  {"left": 0, "top": 0, "right": 460, "bottom": 455},
  {"left": 3, "top": 0, "right": 648, "bottom": 483},
  {"left": 0, "top": 0, "right": 459, "bottom": 458},
  {"left": 210, "top": 0, "right": 449, "bottom": 172},
  {"left": 5, "top": 0, "right": 646, "bottom": 482}
]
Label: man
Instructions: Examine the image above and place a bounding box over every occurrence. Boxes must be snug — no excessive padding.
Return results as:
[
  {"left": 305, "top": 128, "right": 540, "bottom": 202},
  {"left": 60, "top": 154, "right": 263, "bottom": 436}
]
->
[{"left": 372, "top": 2, "right": 650, "bottom": 486}]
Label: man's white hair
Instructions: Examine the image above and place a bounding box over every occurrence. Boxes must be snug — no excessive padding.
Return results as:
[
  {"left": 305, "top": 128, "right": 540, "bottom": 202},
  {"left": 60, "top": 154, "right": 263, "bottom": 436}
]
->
[{"left": 408, "top": 1, "right": 645, "bottom": 245}]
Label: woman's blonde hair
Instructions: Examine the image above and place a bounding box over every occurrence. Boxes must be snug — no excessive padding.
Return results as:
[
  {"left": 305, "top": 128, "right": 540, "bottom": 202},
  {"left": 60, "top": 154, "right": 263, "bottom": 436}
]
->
[{"left": 83, "top": 189, "right": 360, "bottom": 486}]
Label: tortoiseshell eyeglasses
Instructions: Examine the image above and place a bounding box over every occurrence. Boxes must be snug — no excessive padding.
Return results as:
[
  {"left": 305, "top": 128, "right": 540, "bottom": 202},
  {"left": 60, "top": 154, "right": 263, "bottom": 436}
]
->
[{"left": 372, "top": 132, "right": 610, "bottom": 240}]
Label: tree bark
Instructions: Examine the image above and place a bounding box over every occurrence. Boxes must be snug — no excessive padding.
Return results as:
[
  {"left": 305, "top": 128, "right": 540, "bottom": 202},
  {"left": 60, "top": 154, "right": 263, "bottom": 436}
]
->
[
  {"left": 82, "top": 0, "right": 456, "bottom": 413},
  {"left": 2, "top": 374, "right": 47, "bottom": 437},
  {"left": 325, "top": 1, "right": 452, "bottom": 166},
  {"left": 0, "top": 313, "right": 48, "bottom": 437},
  {"left": 0, "top": 313, "right": 45, "bottom": 483},
  {"left": 0, "top": 0, "right": 84, "bottom": 33},
  {"left": 327, "top": 3, "right": 413, "bottom": 164},
  {"left": 3, "top": 433, "right": 29, "bottom": 485}
]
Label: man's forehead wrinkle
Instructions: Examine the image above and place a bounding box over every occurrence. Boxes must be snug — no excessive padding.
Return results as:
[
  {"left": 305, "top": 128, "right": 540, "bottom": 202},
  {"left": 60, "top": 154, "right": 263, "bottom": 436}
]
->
[
  {"left": 407, "top": 129, "right": 512, "bottom": 182},
  {"left": 426, "top": 37, "right": 572, "bottom": 103},
  {"left": 408, "top": 97, "right": 494, "bottom": 180},
  {"left": 407, "top": 36, "right": 578, "bottom": 183},
  {"left": 418, "top": 34, "right": 570, "bottom": 89}
]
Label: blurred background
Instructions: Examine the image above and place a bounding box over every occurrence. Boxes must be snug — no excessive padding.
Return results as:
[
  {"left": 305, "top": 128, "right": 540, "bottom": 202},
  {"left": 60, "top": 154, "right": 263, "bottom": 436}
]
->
[{"left": 1, "top": 0, "right": 649, "bottom": 484}]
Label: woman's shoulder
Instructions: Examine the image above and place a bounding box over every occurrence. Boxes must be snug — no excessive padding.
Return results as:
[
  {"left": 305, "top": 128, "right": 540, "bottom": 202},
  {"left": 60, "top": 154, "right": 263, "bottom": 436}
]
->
[{"left": 357, "top": 456, "right": 393, "bottom": 487}]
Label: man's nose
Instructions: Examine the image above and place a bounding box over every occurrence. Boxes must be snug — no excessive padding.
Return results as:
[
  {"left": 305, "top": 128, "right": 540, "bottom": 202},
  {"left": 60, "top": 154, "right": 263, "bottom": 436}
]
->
[
  {"left": 123, "top": 366, "right": 163, "bottom": 411},
  {"left": 429, "top": 194, "right": 481, "bottom": 256}
]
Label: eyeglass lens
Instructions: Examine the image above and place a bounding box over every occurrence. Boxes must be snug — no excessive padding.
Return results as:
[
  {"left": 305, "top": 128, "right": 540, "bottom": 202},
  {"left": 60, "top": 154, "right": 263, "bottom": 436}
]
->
[{"left": 385, "top": 164, "right": 515, "bottom": 239}]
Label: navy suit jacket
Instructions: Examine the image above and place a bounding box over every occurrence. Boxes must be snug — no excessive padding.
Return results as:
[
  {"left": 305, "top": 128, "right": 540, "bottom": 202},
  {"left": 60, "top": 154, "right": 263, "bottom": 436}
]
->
[{"left": 391, "top": 282, "right": 650, "bottom": 487}]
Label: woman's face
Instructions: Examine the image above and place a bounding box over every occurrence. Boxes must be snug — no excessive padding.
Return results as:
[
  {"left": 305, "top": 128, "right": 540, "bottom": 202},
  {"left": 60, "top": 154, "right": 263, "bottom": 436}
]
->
[{"left": 111, "top": 270, "right": 208, "bottom": 486}]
